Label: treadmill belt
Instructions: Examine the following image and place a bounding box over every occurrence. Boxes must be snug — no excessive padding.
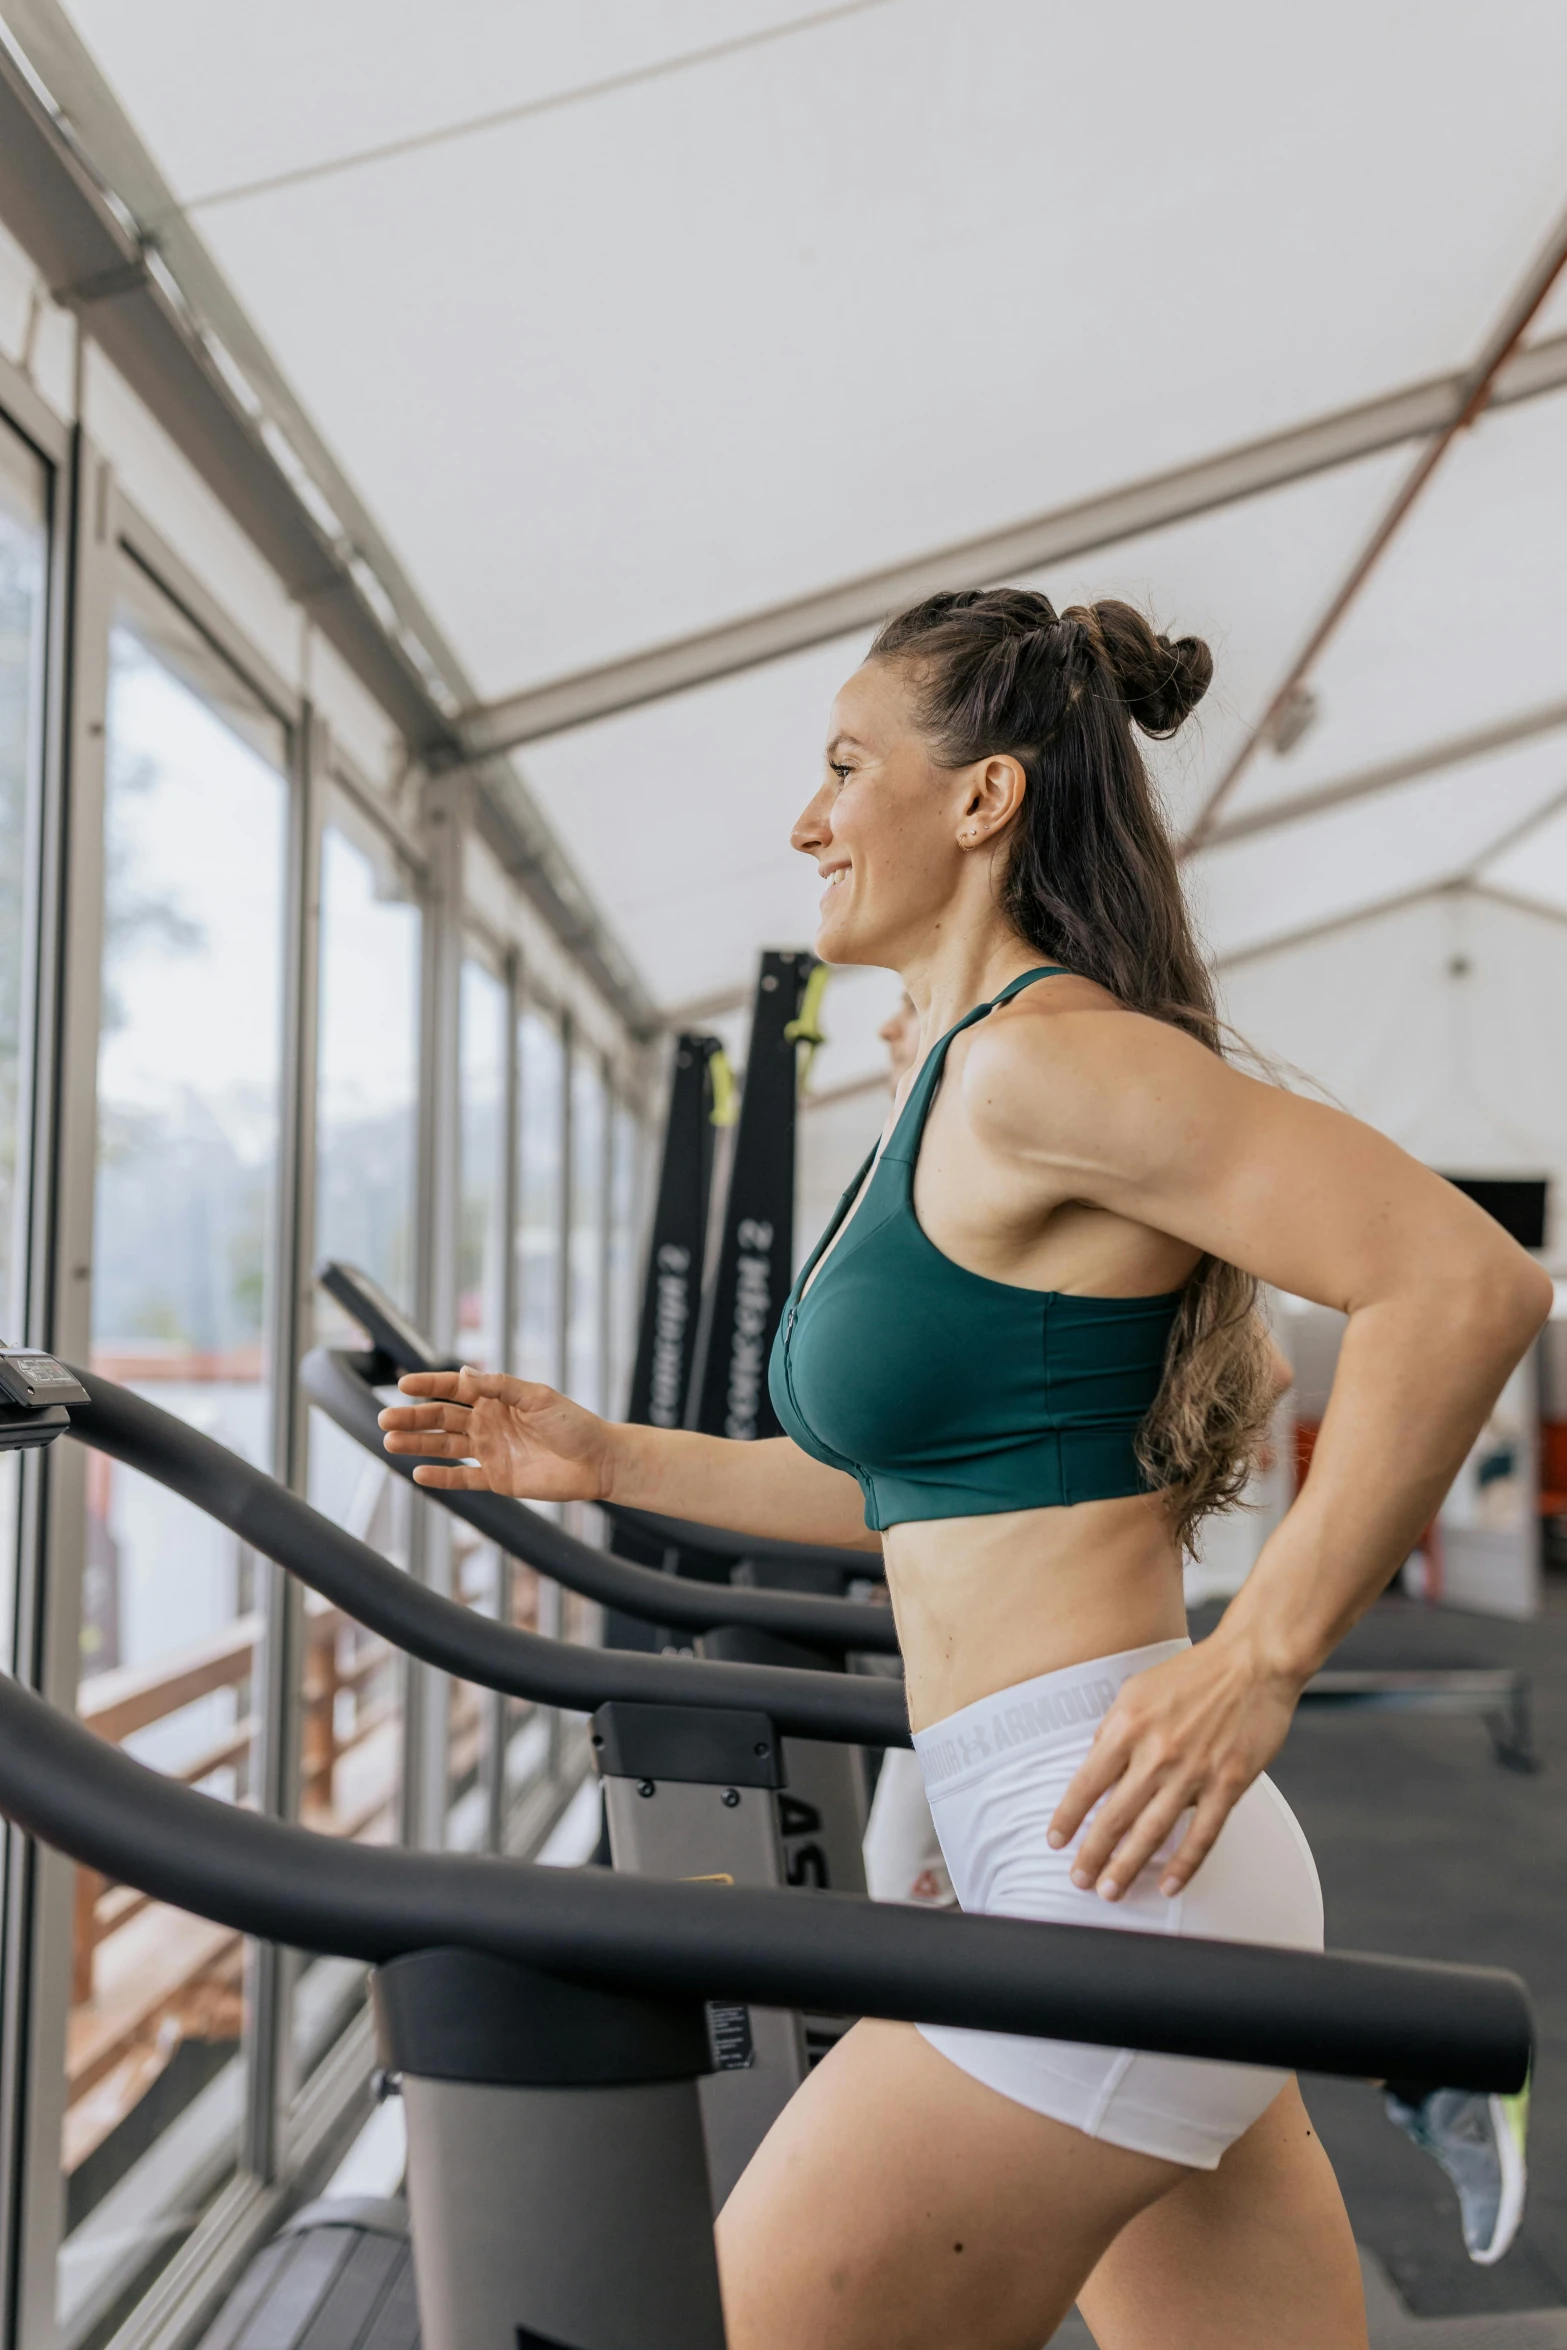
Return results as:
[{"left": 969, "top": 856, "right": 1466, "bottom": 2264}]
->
[{"left": 197, "top": 2200, "right": 418, "bottom": 2350}]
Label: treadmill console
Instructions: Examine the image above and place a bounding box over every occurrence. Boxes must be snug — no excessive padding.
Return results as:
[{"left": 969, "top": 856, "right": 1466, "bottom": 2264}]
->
[
  {"left": 316, "top": 1262, "right": 451, "bottom": 1375},
  {"left": 0, "top": 1351, "right": 90, "bottom": 1410},
  {"left": 0, "top": 1349, "right": 87, "bottom": 1450}
]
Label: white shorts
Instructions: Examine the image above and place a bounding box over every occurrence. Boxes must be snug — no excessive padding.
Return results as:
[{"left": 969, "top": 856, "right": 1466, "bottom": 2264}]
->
[
  {"left": 862, "top": 1745, "right": 955, "bottom": 1907},
  {"left": 912, "top": 1639, "right": 1324, "bottom": 2170}
]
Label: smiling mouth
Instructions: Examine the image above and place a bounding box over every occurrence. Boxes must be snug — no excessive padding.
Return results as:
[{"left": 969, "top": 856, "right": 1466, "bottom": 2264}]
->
[{"left": 820, "top": 868, "right": 849, "bottom": 904}]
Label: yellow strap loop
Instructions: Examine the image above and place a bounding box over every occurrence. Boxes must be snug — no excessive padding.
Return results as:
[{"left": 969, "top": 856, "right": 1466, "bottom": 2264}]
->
[
  {"left": 784, "top": 962, "right": 832, "bottom": 1095},
  {"left": 707, "top": 1047, "right": 739, "bottom": 1128}
]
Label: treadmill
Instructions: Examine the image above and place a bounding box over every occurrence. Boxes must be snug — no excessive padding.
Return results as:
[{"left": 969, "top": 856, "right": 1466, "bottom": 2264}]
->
[{"left": 0, "top": 1352, "right": 1533, "bottom": 2350}]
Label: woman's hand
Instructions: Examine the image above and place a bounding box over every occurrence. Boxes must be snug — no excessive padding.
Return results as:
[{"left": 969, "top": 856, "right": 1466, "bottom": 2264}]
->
[
  {"left": 378, "top": 1368, "right": 615, "bottom": 1503},
  {"left": 1046, "top": 1635, "right": 1303, "bottom": 1901}
]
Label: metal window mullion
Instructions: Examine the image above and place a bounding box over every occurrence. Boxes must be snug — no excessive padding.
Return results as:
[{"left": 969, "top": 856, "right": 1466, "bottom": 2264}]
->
[
  {"left": 241, "top": 693, "right": 323, "bottom": 2173},
  {"left": 2, "top": 423, "right": 115, "bottom": 2350},
  {"left": 482, "top": 947, "right": 524, "bottom": 1854},
  {"left": 401, "top": 776, "right": 465, "bottom": 1853},
  {"left": 539, "top": 1008, "right": 572, "bottom": 1773},
  {"left": 597, "top": 1053, "right": 613, "bottom": 1428},
  {"left": 0, "top": 400, "right": 74, "bottom": 2350}
]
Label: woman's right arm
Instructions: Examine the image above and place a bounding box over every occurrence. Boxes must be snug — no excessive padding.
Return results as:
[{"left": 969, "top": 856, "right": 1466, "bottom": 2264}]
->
[{"left": 378, "top": 1368, "right": 881, "bottom": 1552}]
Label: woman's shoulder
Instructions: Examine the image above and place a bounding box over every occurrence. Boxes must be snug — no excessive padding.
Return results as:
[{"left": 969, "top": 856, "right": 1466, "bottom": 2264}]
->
[{"left": 959, "top": 987, "right": 1218, "bottom": 1164}]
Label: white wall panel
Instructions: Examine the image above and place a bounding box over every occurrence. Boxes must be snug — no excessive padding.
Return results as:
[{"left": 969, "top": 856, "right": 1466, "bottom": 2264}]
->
[{"left": 1221, "top": 887, "right": 1567, "bottom": 1261}]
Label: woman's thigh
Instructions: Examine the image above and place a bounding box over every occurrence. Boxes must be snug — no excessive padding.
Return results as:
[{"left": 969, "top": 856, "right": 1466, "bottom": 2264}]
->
[
  {"left": 1078, "top": 2078, "right": 1368, "bottom": 2350},
  {"left": 715, "top": 2018, "right": 1185, "bottom": 2350}
]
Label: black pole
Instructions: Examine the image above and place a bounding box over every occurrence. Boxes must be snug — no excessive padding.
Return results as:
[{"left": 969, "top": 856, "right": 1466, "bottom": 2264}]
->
[
  {"left": 609, "top": 1031, "right": 727, "bottom": 1649},
  {"left": 625, "top": 1033, "right": 724, "bottom": 1429},
  {"left": 690, "top": 952, "right": 817, "bottom": 1443}
]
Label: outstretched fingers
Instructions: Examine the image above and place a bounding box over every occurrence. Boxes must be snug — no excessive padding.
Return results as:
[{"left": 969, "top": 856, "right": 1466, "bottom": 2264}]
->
[
  {"left": 410, "top": 1462, "right": 492, "bottom": 1490},
  {"left": 382, "top": 1426, "right": 478, "bottom": 1460},
  {"left": 379, "top": 1400, "right": 475, "bottom": 1435},
  {"left": 395, "top": 1366, "right": 516, "bottom": 1403}
]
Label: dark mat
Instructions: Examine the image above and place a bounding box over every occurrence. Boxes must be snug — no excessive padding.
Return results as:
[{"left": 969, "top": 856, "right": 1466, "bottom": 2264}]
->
[
  {"left": 197, "top": 2200, "right": 417, "bottom": 2350},
  {"left": 1218, "top": 1588, "right": 1567, "bottom": 2317}
]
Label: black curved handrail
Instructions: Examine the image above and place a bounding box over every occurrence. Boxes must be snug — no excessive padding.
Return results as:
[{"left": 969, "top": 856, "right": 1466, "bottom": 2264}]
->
[
  {"left": 302, "top": 1346, "right": 899, "bottom": 1654},
  {"left": 316, "top": 1258, "right": 883, "bottom": 1593},
  {"left": 68, "top": 1370, "right": 911, "bottom": 1746},
  {"left": 599, "top": 1499, "right": 872, "bottom": 1577},
  {"left": 0, "top": 1666, "right": 1531, "bottom": 2090}
]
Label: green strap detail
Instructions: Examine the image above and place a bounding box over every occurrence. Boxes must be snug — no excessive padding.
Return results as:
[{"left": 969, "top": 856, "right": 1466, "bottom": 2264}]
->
[{"left": 989, "top": 963, "right": 1069, "bottom": 1005}]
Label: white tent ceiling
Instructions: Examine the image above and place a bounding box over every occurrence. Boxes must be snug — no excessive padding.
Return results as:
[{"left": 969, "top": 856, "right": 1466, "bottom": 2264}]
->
[{"left": 9, "top": 0, "right": 1567, "bottom": 1088}]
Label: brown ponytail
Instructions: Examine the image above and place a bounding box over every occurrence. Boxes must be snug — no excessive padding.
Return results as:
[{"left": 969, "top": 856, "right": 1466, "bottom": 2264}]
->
[{"left": 869, "top": 587, "right": 1277, "bottom": 1548}]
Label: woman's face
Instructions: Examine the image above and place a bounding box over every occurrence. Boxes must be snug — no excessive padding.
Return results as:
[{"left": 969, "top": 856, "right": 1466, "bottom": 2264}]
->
[{"left": 792, "top": 659, "right": 970, "bottom": 969}]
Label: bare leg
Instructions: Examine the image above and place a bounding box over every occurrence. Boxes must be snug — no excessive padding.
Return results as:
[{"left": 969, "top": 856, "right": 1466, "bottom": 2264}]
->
[
  {"left": 1077, "top": 2078, "right": 1367, "bottom": 2349},
  {"left": 716, "top": 2018, "right": 1188, "bottom": 2350}
]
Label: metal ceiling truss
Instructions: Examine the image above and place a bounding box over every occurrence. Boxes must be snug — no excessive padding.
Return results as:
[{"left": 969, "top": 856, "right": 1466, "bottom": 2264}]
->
[
  {"left": 0, "top": 5, "right": 656, "bottom": 1035},
  {"left": 454, "top": 333, "right": 1567, "bottom": 760},
  {"left": 1215, "top": 880, "right": 1480, "bottom": 971},
  {"left": 1215, "top": 797, "right": 1567, "bottom": 970},
  {"left": 1200, "top": 697, "right": 1567, "bottom": 852},
  {"left": 1183, "top": 198, "right": 1567, "bottom": 851},
  {"left": 7, "top": 0, "right": 1565, "bottom": 1018}
]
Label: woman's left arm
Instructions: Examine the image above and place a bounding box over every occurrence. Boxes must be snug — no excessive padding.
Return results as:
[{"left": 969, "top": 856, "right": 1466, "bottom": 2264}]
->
[{"left": 980, "top": 1011, "right": 1555, "bottom": 1902}]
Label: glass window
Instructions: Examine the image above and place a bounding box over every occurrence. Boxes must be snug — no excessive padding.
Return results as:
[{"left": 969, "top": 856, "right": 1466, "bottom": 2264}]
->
[
  {"left": 457, "top": 955, "right": 508, "bottom": 1370},
  {"left": 607, "top": 1100, "right": 642, "bottom": 1421},
  {"left": 293, "top": 802, "right": 421, "bottom": 2086},
  {"left": 313, "top": 814, "right": 421, "bottom": 1319},
  {"left": 447, "top": 954, "right": 509, "bottom": 1851},
  {"left": 66, "top": 562, "right": 287, "bottom": 2337},
  {"left": 566, "top": 1049, "right": 607, "bottom": 1415},
  {"left": 515, "top": 1004, "right": 564, "bottom": 1388},
  {"left": 0, "top": 422, "right": 49, "bottom": 1679},
  {"left": 504, "top": 1002, "right": 567, "bottom": 1826},
  {"left": 306, "top": 802, "right": 421, "bottom": 1857}
]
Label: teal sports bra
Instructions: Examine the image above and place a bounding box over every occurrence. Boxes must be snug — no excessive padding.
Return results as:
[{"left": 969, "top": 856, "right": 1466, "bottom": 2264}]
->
[{"left": 768, "top": 967, "right": 1184, "bottom": 1531}]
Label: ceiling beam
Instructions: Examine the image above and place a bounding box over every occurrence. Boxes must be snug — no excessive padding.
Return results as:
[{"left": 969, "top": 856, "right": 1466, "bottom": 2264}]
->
[
  {"left": 1198, "top": 697, "right": 1567, "bottom": 853},
  {"left": 0, "top": 8, "right": 657, "bottom": 1037},
  {"left": 0, "top": 39, "right": 443, "bottom": 749},
  {"left": 1469, "top": 879, "right": 1567, "bottom": 935},
  {"left": 1214, "top": 880, "right": 1466, "bottom": 971},
  {"left": 453, "top": 332, "right": 1567, "bottom": 759},
  {"left": 1215, "top": 860, "right": 1567, "bottom": 972},
  {"left": 1182, "top": 199, "right": 1567, "bottom": 853},
  {"left": 1463, "top": 779, "right": 1567, "bottom": 878}
]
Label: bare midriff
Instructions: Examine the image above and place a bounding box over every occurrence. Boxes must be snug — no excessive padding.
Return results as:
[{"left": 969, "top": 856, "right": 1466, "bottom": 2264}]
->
[{"left": 883, "top": 1491, "right": 1186, "bottom": 1733}]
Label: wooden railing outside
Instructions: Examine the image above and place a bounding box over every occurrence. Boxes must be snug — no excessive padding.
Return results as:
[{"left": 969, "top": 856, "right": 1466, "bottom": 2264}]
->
[{"left": 67, "top": 1597, "right": 400, "bottom": 2179}]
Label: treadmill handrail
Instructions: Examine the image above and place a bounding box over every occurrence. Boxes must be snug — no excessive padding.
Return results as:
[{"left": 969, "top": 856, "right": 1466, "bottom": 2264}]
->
[
  {"left": 599, "top": 1499, "right": 871, "bottom": 1576},
  {"left": 68, "top": 1369, "right": 910, "bottom": 1747},
  {"left": 318, "top": 1258, "right": 883, "bottom": 1587},
  {"left": 0, "top": 1667, "right": 1531, "bottom": 2092},
  {"left": 302, "top": 1346, "right": 899, "bottom": 1654}
]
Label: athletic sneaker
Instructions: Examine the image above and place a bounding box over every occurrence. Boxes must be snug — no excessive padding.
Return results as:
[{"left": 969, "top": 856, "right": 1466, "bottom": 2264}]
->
[{"left": 1384, "top": 2084, "right": 1529, "bottom": 2265}]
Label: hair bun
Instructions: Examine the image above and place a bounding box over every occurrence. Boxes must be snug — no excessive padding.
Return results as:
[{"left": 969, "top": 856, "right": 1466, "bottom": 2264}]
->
[{"left": 1080, "top": 599, "right": 1212, "bottom": 738}]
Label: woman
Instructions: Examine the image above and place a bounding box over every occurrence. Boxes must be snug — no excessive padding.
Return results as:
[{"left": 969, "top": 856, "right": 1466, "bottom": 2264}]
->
[{"left": 381, "top": 589, "right": 1550, "bottom": 2350}]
